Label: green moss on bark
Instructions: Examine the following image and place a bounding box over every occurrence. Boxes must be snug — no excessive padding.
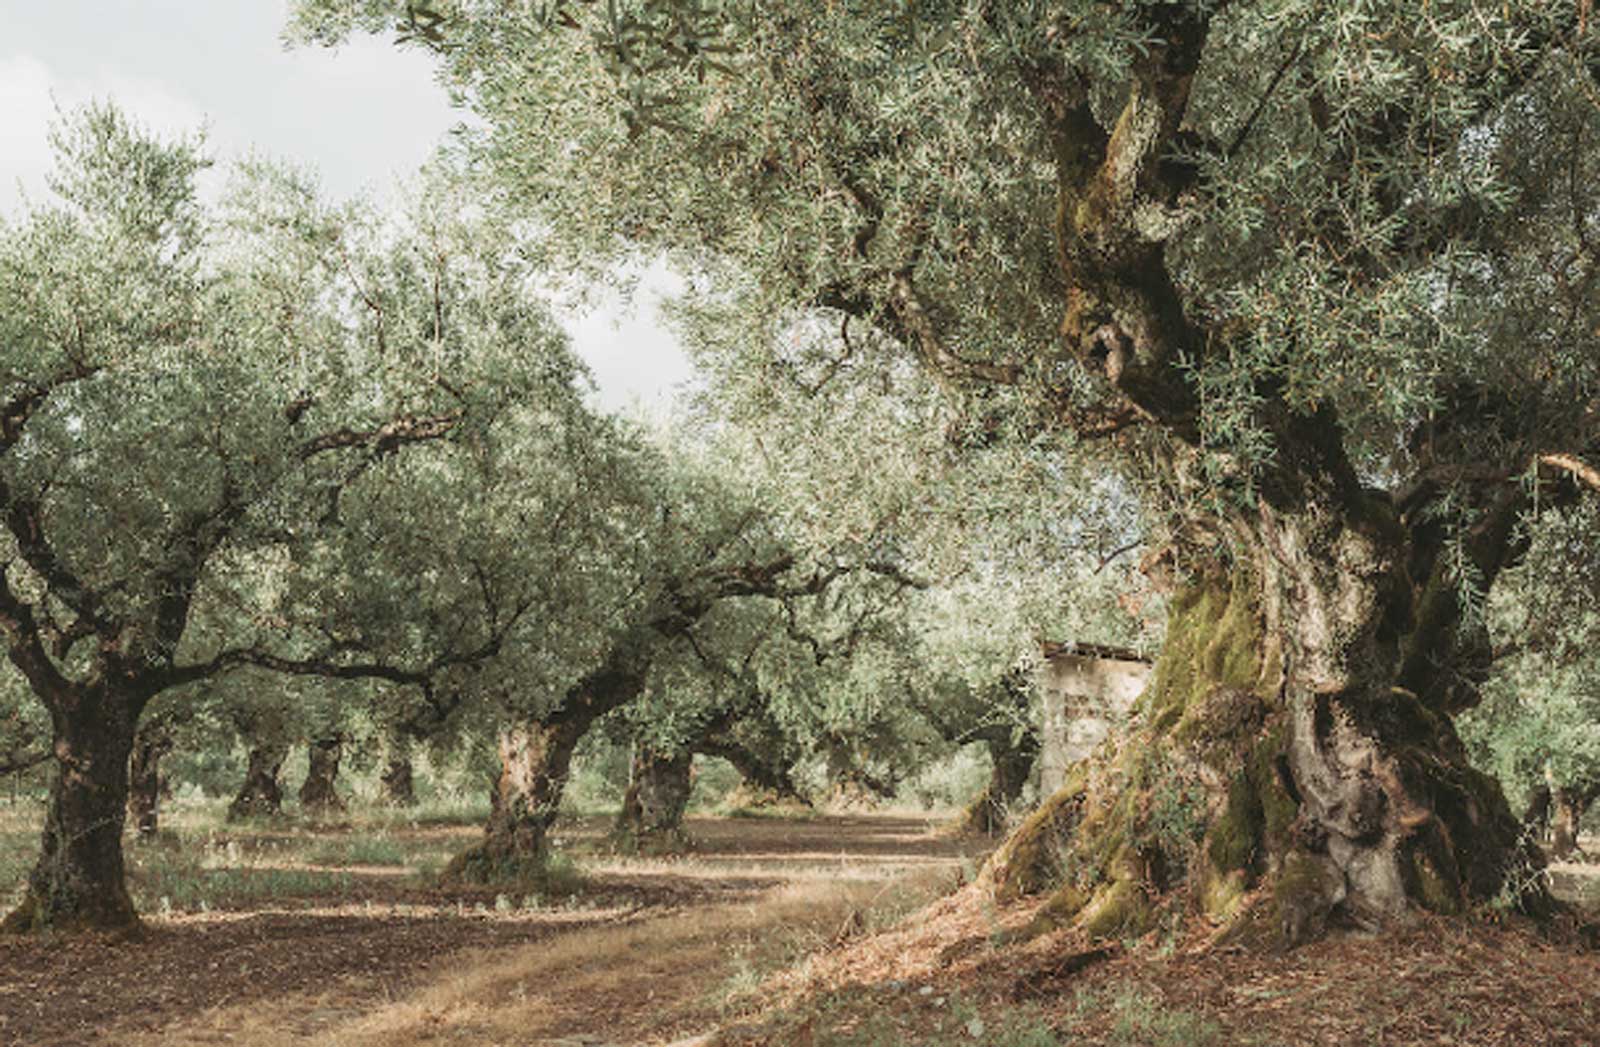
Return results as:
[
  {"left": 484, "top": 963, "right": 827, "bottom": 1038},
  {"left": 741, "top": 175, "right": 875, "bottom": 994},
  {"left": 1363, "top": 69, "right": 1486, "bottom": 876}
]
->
[
  {"left": 1208, "top": 773, "right": 1264, "bottom": 874},
  {"left": 1081, "top": 877, "right": 1154, "bottom": 940},
  {"left": 1268, "top": 850, "right": 1344, "bottom": 947},
  {"left": 985, "top": 763, "right": 1089, "bottom": 902},
  {"left": 992, "top": 575, "right": 1302, "bottom": 941}
]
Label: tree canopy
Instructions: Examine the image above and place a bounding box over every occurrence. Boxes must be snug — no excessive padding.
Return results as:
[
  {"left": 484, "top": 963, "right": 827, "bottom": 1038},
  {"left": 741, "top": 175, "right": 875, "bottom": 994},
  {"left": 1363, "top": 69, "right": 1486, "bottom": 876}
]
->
[
  {"left": 292, "top": 0, "right": 1600, "bottom": 941},
  {"left": 0, "top": 104, "right": 641, "bottom": 930}
]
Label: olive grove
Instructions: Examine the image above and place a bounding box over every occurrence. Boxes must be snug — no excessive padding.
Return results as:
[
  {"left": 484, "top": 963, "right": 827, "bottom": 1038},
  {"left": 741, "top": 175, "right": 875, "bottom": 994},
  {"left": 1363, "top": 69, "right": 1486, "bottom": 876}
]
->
[
  {"left": 1462, "top": 495, "right": 1600, "bottom": 859},
  {"left": 294, "top": 0, "right": 1600, "bottom": 943},
  {"left": 0, "top": 105, "right": 629, "bottom": 931}
]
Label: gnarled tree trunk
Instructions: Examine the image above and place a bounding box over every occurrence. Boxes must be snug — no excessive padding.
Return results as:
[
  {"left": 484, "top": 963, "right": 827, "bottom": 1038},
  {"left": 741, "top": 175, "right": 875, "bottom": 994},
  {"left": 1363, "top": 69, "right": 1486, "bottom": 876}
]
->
[
  {"left": 446, "top": 719, "right": 586, "bottom": 882},
  {"left": 127, "top": 720, "right": 175, "bottom": 838},
  {"left": 699, "top": 713, "right": 809, "bottom": 810},
  {"left": 446, "top": 637, "right": 654, "bottom": 884},
  {"left": 298, "top": 736, "right": 346, "bottom": 815},
  {"left": 713, "top": 749, "right": 811, "bottom": 810},
  {"left": 228, "top": 743, "right": 290, "bottom": 821},
  {"left": 1, "top": 688, "right": 142, "bottom": 934},
  {"left": 1549, "top": 784, "right": 1596, "bottom": 861},
  {"left": 987, "top": 426, "right": 1543, "bottom": 946},
  {"left": 614, "top": 744, "right": 694, "bottom": 851}
]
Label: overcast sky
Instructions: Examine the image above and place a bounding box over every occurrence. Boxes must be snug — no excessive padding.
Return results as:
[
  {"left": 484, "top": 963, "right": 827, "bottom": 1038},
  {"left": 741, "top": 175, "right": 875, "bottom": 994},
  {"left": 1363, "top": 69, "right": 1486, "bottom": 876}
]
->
[{"left": 0, "top": 0, "right": 692, "bottom": 414}]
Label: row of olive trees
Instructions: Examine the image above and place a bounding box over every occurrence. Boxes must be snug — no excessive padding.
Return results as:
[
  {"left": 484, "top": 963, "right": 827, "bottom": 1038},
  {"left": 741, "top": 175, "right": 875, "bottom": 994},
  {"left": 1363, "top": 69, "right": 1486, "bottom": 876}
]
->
[
  {"left": 0, "top": 103, "right": 630, "bottom": 930},
  {"left": 295, "top": 0, "right": 1600, "bottom": 944},
  {"left": 0, "top": 103, "right": 984, "bottom": 930}
]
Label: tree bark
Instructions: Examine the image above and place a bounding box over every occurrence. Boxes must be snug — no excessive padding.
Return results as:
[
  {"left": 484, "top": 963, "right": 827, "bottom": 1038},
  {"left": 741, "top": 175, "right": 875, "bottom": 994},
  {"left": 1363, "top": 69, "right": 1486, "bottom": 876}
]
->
[
  {"left": 614, "top": 744, "right": 694, "bottom": 851},
  {"left": 445, "top": 719, "right": 587, "bottom": 882},
  {"left": 380, "top": 753, "right": 416, "bottom": 807},
  {"left": 127, "top": 720, "right": 175, "bottom": 838},
  {"left": 1548, "top": 784, "right": 1597, "bottom": 861},
  {"left": 959, "top": 734, "right": 1040, "bottom": 836},
  {"left": 228, "top": 743, "right": 290, "bottom": 821},
  {"left": 1, "top": 689, "right": 141, "bottom": 934},
  {"left": 298, "top": 736, "right": 347, "bottom": 815},
  {"left": 445, "top": 636, "right": 654, "bottom": 883},
  {"left": 986, "top": 425, "right": 1544, "bottom": 946}
]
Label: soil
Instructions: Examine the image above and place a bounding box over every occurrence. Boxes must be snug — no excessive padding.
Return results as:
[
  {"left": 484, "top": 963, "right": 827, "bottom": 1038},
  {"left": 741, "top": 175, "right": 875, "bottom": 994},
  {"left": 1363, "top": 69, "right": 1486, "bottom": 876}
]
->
[
  {"left": 0, "top": 812, "right": 978, "bottom": 1047},
  {"left": 1, "top": 815, "right": 1596, "bottom": 1047},
  {"left": 722, "top": 837, "right": 1600, "bottom": 1047}
]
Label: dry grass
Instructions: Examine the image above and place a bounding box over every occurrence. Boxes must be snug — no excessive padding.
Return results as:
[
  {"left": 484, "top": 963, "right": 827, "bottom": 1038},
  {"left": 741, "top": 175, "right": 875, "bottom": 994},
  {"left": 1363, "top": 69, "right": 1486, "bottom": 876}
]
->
[
  {"left": 715, "top": 860, "right": 1600, "bottom": 1047},
  {"left": 5, "top": 800, "right": 1596, "bottom": 1047},
  {"left": 0, "top": 811, "right": 980, "bottom": 1047},
  {"left": 112, "top": 868, "right": 958, "bottom": 1047}
]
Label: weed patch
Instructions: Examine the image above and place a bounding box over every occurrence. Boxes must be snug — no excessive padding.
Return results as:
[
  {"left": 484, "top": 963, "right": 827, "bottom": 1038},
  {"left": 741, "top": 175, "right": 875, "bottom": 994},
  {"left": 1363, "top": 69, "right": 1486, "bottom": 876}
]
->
[{"left": 303, "top": 835, "right": 410, "bottom": 868}]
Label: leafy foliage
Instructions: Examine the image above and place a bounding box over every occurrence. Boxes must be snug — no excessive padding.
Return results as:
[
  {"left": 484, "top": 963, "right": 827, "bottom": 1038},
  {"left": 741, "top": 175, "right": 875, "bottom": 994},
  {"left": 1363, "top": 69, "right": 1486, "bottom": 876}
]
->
[{"left": 1462, "top": 495, "right": 1600, "bottom": 806}]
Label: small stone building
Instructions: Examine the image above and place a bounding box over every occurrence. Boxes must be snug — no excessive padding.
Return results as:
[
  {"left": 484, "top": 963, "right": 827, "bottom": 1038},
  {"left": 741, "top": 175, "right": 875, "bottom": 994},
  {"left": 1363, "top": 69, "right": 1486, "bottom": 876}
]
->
[{"left": 1036, "top": 641, "right": 1153, "bottom": 796}]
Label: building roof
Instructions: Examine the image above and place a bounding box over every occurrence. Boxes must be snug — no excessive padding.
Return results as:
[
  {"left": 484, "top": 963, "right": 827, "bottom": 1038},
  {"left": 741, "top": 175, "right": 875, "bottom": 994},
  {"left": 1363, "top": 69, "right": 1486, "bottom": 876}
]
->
[{"left": 1038, "top": 640, "right": 1153, "bottom": 665}]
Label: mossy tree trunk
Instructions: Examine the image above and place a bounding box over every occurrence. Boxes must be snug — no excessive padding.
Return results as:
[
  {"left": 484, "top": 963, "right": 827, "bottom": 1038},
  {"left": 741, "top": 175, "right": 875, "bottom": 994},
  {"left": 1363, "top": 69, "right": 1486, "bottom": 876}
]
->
[
  {"left": 1, "top": 683, "right": 145, "bottom": 934},
  {"left": 615, "top": 744, "right": 694, "bottom": 851},
  {"left": 986, "top": 419, "right": 1543, "bottom": 946},
  {"left": 228, "top": 743, "right": 290, "bottom": 821},
  {"left": 298, "top": 735, "right": 347, "bottom": 815},
  {"left": 127, "top": 719, "right": 175, "bottom": 838}
]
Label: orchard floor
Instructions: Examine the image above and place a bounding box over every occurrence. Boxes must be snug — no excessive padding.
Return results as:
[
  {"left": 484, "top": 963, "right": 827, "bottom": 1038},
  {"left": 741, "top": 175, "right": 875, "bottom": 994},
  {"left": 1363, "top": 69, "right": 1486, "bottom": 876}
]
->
[
  {"left": 0, "top": 808, "right": 1597, "bottom": 1047},
  {"left": 0, "top": 808, "right": 982, "bottom": 1047}
]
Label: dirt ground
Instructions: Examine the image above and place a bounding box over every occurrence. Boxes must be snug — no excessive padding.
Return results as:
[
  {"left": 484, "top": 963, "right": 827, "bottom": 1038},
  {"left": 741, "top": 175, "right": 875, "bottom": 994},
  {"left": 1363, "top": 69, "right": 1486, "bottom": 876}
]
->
[
  {"left": 727, "top": 880, "right": 1600, "bottom": 1047},
  {"left": 1, "top": 816, "right": 1597, "bottom": 1047},
  {"left": 0, "top": 813, "right": 980, "bottom": 1047}
]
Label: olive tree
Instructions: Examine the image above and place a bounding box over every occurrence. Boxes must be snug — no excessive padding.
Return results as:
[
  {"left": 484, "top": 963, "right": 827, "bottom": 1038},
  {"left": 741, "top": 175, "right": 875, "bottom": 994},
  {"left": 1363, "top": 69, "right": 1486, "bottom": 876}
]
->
[
  {"left": 608, "top": 553, "right": 934, "bottom": 847},
  {"left": 0, "top": 106, "right": 603, "bottom": 932},
  {"left": 441, "top": 431, "right": 936, "bottom": 881},
  {"left": 1462, "top": 497, "right": 1600, "bottom": 859},
  {"left": 298, "top": 1, "right": 1600, "bottom": 941}
]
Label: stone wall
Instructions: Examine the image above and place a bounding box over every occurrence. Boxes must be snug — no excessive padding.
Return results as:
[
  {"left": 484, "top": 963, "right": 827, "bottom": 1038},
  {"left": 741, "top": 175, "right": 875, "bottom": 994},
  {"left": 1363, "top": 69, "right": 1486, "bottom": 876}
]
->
[{"left": 1037, "top": 643, "right": 1152, "bottom": 796}]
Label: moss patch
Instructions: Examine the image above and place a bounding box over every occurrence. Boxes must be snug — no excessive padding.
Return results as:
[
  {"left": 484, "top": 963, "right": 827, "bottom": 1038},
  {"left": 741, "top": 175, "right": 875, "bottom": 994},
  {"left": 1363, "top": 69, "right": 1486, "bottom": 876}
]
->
[
  {"left": 984, "top": 765, "right": 1089, "bottom": 902},
  {"left": 1208, "top": 772, "right": 1264, "bottom": 875},
  {"left": 1407, "top": 850, "right": 1464, "bottom": 915},
  {"left": 1253, "top": 729, "right": 1298, "bottom": 842},
  {"left": 1199, "top": 865, "right": 1250, "bottom": 922},
  {"left": 1270, "top": 850, "right": 1343, "bottom": 947},
  {"left": 1143, "top": 574, "right": 1272, "bottom": 749},
  {"left": 1080, "top": 877, "right": 1153, "bottom": 940}
]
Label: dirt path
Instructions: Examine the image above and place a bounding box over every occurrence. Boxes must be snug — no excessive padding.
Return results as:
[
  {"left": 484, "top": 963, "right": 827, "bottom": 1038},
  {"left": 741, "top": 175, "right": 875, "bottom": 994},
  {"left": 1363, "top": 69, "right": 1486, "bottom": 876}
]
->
[{"left": 0, "top": 813, "right": 982, "bottom": 1047}]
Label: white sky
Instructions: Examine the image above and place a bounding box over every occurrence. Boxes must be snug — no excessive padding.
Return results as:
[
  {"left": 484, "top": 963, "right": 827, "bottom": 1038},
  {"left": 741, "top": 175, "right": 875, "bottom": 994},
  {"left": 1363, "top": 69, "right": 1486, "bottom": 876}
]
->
[{"left": 0, "top": 0, "right": 692, "bottom": 415}]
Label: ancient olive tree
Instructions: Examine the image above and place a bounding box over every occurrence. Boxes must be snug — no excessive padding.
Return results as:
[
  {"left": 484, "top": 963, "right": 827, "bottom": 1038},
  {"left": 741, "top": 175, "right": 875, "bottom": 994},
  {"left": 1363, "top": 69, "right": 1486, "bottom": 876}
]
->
[
  {"left": 0, "top": 106, "right": 595, "bottom": 932},
  {"left": 305, "top": 0, "right": 1600, "bottom": 941},
  {"left": 607, "top": 550, "right": 937, "bottom": 847},
  {"left": 301, "top": 2, "right": 1600, "bottom": 940},
  {"left": 443, "top": 430, "right": 934, "bottom": 881}
]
